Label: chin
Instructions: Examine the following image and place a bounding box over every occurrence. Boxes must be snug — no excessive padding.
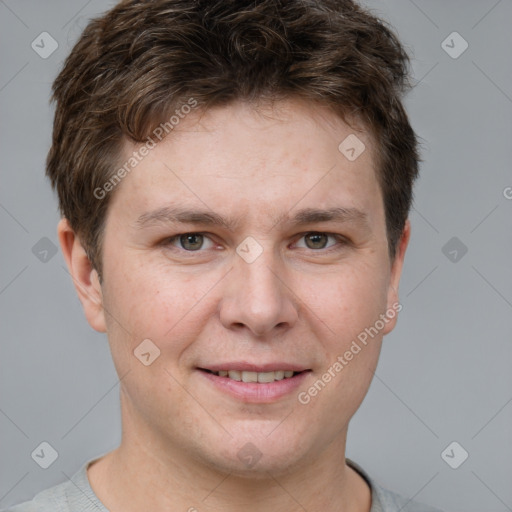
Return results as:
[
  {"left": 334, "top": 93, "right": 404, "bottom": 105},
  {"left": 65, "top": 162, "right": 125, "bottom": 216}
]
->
[{"left": 197, "top": 431, "right": 309, "bottom": 477}]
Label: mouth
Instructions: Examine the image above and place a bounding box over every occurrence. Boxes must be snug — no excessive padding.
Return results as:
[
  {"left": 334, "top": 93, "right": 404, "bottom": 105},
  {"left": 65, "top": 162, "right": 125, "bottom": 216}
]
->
[
  {"left": 199, "top": 368, "right": 306, "bottom": 383},
  {"left": 196, "top": 366, "right": 312, "bottom": 403}
]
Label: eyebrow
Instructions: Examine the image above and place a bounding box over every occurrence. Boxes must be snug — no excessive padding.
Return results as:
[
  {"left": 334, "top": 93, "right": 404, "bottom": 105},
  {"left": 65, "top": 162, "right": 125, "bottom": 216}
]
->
[{"left": 135, "top": 206, "right": 370, "bottom": 232}]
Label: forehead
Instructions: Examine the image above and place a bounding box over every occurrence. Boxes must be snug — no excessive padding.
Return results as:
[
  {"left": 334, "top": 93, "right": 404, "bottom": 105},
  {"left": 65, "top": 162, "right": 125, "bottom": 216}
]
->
[
  {"left": 159, "top": 98, "right": 377, "bottom": 168},
  {"left": 107, "top": 99, "right": 383, "bottom": 229}
]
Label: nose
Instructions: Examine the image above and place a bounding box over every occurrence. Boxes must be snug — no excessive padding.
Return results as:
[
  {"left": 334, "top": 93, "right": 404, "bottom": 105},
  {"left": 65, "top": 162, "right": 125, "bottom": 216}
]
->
[{"left": 219, "top": 249, "right": 299, "bottom": 337}]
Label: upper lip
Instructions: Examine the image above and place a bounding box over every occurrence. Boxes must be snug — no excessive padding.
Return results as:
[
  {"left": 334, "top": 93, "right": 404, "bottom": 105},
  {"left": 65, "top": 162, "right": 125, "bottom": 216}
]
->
[{"left": 198, "top": 362, "right": 311, "bottom": 373}]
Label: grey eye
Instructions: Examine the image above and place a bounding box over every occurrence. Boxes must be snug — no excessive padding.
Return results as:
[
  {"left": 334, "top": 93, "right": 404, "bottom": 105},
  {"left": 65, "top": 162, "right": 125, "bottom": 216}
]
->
[
  {"left": 297, "top": 232, "right": 338, "bottom": 250},
  {"left": 304, "top": 233, "right": 329, "bottom": 249},
  {"left": 179, "top": 233, "right": 205, "bottom": 251}
]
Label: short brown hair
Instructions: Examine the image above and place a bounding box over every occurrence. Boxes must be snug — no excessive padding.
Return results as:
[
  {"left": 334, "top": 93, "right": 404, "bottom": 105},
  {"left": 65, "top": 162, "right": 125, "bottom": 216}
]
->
[{"left": 47, "top": 0, "right": 420, "bottom": 276}]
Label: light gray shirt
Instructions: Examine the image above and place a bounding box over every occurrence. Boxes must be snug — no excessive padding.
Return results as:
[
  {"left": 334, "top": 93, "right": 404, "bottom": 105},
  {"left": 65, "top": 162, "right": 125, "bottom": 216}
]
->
[{"left": 1, "top": 457, "right": 443, "bottom": 512}]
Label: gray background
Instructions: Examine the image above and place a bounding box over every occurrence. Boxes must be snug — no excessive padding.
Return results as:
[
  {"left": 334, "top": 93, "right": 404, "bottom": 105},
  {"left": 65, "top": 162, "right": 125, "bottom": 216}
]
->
[{"left": 1, "top": 1, "right": 511, "bottom": 511}]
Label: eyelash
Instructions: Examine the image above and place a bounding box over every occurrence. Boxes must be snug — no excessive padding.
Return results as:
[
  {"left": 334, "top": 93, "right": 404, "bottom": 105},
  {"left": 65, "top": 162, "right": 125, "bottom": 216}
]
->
[{"left": 163, "top": 232, "right": 350, "bottom": 255}]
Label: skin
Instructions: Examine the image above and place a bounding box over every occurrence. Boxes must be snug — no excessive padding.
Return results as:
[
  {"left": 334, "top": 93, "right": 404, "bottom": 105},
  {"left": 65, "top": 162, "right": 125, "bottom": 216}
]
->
[{"left": 59, "top": 98, "right": 410, "bottom": 512}]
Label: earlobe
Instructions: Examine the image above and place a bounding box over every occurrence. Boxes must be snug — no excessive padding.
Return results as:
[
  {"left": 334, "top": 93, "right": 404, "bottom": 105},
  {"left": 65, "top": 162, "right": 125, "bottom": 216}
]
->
[
  {"left": 382, "top": 219, "right": 411, "bottom": 335},
  {"left": 57, "top": 218, "right": 107, "bottom": 333}
]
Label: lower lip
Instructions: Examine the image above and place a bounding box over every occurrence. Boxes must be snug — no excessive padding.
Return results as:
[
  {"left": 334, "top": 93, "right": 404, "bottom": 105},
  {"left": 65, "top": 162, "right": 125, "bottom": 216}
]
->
[{"left": 198, "top": 370, "right": 311, "bottom": 403}]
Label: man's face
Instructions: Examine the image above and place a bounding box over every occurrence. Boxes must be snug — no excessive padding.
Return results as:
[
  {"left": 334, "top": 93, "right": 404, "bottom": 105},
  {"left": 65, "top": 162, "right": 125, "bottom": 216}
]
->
[{"left": 88, "top": 99, "right": 407, "bottom": 475}]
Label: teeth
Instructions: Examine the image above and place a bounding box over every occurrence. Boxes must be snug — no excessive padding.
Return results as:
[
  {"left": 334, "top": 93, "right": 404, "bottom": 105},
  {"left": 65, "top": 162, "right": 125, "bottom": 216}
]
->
[
  {"left": 257, "top": 372, "right": 275, "bottom": 383},
  {"left": 242, "top": 371, "right": 258, "bottom": 383},
  {"left": 212, "top": 370, "right": 300, "bottom": 382}
]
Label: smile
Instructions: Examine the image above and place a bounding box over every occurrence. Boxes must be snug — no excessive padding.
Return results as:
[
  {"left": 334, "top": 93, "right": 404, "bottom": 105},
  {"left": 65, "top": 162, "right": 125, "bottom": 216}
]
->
[
  {"left": 197, "top": 367, "right": 311, "bottom": 403},
  {"left": 203, "top": 369, "right": 302, "bottom": 383}
]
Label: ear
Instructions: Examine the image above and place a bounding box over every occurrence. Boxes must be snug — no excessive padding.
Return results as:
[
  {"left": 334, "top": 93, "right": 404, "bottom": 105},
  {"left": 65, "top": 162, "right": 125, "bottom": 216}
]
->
[
  {"left": 58, "top": 218, "right": 106, "bottom": 332},
  {"left": 382, "top": 219, "right": 411, "bottom": 335}
]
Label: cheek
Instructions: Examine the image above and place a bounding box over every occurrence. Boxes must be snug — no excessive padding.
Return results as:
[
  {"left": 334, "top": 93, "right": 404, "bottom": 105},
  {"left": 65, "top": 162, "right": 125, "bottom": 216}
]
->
[
  {"left": 102, "top": 256, "right": 219, "bottom": 363},
  {"left": 308, "top": 263, "right": 387, "bottom": 378},
  {"left": 295, "top": 267, "right": 387, "bottom": 424},
  {"left": 319, "top": 263, "right": 390, "bottom": 337},
  {"left": 100, "top": 267, "right": 208, "bottom": 411}
]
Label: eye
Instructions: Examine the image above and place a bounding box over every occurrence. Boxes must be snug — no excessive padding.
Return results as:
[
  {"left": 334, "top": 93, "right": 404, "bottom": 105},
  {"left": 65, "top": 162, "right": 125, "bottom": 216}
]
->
[
  {"left": 294, "top": 232, "right": 344, "bottom": 251},
  {"left": 167, "top": 232, "right": 216, "bottom": 251}
]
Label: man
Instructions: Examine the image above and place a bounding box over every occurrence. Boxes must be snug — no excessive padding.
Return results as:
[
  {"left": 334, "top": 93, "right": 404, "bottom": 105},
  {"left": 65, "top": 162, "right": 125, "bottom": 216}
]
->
[{"left": 4, "top": 0, "right": 443, "bottom": 510}]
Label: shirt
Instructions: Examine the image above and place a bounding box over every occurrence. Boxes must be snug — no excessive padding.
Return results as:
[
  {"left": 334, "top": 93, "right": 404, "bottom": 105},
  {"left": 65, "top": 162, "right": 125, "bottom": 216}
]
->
[{"left": 1, "top": 456, "right": 443, "bottom": 512}]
